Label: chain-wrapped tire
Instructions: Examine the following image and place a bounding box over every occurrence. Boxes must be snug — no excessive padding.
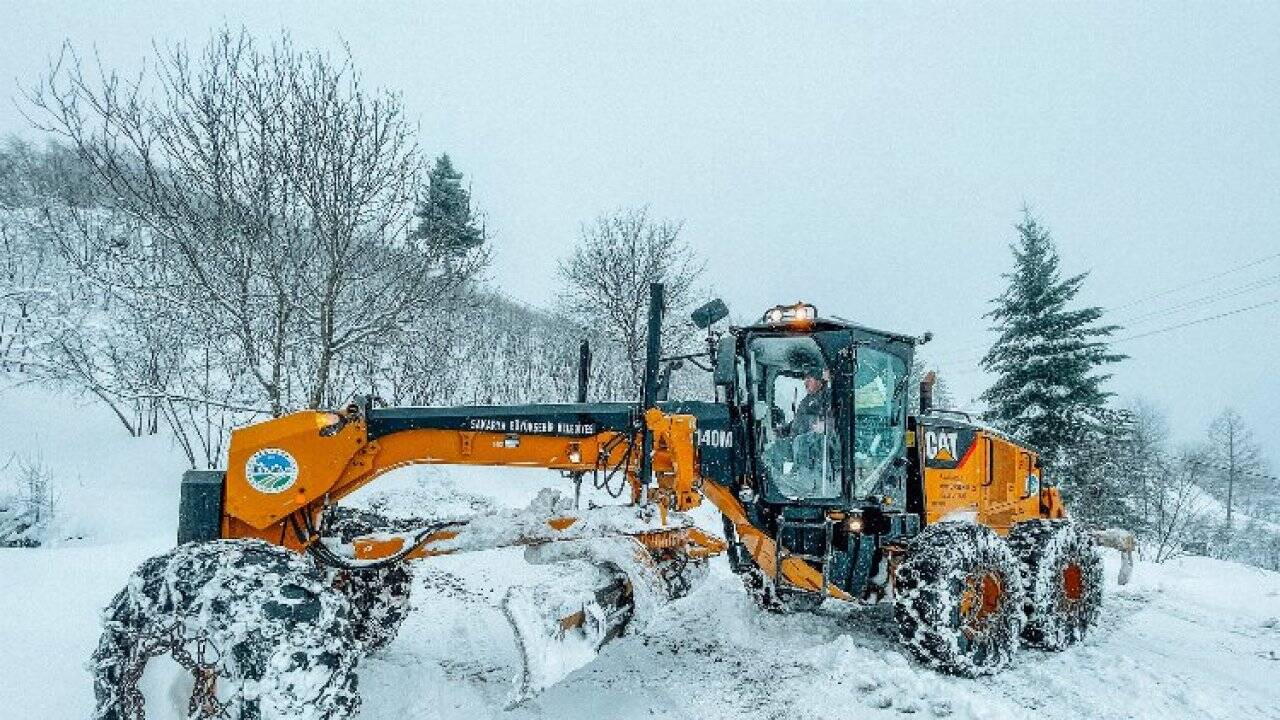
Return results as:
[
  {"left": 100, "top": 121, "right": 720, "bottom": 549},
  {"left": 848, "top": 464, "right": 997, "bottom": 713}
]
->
[
  {"left": 894, "top": 522, "right": 1025, "bottom": 676},
  {"left": 1007, "top": 519, "right": 1104, "bottom": 650},
  {"left": 91, "top": 539, "right": 359, "bottom": 720},
  {"left": 321, "top": 507, "right": 414, "bottom": 655}
]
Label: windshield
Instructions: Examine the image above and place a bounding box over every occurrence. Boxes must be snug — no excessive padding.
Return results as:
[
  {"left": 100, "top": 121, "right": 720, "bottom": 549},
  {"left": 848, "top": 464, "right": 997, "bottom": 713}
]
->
[
  {"left": 748, "top": 335, "right": 841, "bottom": 500},
  {"left": 852, "top": 346, "right": 908, "bottom": 498}
]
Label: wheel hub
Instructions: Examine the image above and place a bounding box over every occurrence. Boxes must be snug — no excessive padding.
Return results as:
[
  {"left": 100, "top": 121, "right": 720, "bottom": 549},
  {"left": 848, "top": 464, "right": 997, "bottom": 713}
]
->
[
  {"left": 959, "top": 570, "right": 1003, "bottom": 635},
  {"left": 1062, "top": 562, "right": 1084, "bottom": 602}
]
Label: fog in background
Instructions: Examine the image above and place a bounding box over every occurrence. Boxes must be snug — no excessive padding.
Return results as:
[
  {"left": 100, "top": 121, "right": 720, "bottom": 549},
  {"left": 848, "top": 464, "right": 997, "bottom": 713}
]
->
[{"left": 3, "top": 2, "right": 1277, "bottom": 465}]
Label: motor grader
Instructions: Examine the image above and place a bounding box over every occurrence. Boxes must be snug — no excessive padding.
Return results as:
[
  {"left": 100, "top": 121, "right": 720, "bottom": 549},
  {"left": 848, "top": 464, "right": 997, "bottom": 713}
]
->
[{"left": 93, "top": 285, "right": 1127, "bottom": 719}]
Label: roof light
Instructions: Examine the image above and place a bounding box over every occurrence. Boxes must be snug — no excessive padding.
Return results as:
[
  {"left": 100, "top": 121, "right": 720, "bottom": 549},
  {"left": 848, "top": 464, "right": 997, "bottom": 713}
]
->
[{"left": 762, "top": 303, "right": 817, "bottom": 324}]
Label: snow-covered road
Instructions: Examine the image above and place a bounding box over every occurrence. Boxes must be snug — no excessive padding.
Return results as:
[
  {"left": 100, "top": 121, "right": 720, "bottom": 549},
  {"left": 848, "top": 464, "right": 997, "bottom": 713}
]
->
[
  {"left": 1, "top": 387, "right": 1277, "bottom": 720},
  {"left": 6, "top": 507, "right": 1277, "bottom": 720},
  {"left": 357, "top": 546, "right": 1280, "bottom": 720}
]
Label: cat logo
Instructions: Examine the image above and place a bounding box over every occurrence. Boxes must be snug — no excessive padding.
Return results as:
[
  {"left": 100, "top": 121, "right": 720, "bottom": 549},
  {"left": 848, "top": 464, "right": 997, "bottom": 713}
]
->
[{"left": 924, "top": 430, "right": 959, "bottom": 462}]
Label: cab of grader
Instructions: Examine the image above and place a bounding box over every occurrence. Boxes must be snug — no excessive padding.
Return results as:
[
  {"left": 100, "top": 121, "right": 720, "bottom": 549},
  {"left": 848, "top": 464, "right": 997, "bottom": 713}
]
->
[{"left": 91, "top": 287, "right": 1118, "bottom": 720}]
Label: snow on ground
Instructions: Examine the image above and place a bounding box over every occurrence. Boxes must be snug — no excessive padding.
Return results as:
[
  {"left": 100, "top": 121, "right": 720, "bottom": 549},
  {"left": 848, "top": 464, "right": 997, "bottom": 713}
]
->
[{"left": 1, "top": 385, "right": 1279, "bottom": 719}]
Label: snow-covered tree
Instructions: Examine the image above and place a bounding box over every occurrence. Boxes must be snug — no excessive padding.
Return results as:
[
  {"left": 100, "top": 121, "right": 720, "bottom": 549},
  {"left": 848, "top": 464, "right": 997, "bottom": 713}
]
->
[
  {"left": 28, "top": 29, "right": 486, "bottom": 415},
  {"left": 1059, "top": 406, "right": 1145, "bottom": 532},
  {"left": 980, "top": 210, "right": 1125, "bottom": 467},
  {"left": 907, "top": 354, "right": 955, "bottom": 413},
  {"left": 412, "top": 154, "right": 486, "bottom": 255},
  {"left": 556, "top": 207, "right": 705, "bottom": 396},
  {"left": 1204, "top": 408, "right": 1267, "bottom": 525},
  {"left": 1146, "top": 446, "right": 1212, "bottom": 563}
]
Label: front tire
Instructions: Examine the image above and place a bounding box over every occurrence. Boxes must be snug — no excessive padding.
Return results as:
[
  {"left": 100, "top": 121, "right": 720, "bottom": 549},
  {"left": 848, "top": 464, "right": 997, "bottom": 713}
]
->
[
  {"left": 1008, "top": 519, "right": 1104, "bottom": 650},
  {"left": 91, "top": 540, "right": 359, "bottom": 720},
  {"left": 894, "top": 522, "right": 1025, "bottom": 676}
]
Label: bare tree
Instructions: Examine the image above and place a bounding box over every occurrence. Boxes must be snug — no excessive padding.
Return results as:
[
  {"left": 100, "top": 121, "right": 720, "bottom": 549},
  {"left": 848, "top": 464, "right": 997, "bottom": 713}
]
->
[
  {"left": 0, "top": 210, "right": 54, "bottom": 371},
  {"left": 1205, "top": 408, "right": 1266, "bottom": 525},
  {"left": 556, "top": 207, "right": 704, "bottom": 396},
  {"left": 25, "top": 29, "right": 484, "bottom": 417},
  {"left": 1147, "top": 448, "right": 1212, "bottom": 563}
]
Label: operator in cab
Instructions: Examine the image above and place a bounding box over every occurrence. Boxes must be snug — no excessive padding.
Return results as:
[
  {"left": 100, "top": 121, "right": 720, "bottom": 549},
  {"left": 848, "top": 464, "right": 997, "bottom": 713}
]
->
[
  {"left": 791, "top": 366, "right": 832, "bottom": 436},
  {"left": 765, "top": 365, "right": 838, "bottom": 498}
]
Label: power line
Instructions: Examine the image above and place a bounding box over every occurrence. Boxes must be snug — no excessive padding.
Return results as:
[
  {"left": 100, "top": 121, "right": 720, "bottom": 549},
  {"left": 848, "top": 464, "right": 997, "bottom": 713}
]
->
[
  {"left": 1107, "top": 249, "right": 1280, "bottom": 313},
  {"left": 1115, "top": 296, "right": 1280, "bottom": 343},
  {"left": 930, "top": 296, "right": 1280, "bottom": 374},
  {"left": 929, "top": 255, "right": 1280, "bottom": 366},
  {"left": 1114, "top": 272, "right": 1280, "bottom": 326}
]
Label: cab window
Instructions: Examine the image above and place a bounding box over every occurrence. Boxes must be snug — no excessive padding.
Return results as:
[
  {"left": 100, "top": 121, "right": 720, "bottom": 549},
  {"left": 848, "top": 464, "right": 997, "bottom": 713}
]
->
[{"left": 748, "top": 335, "right": 840, "bottom": 500}]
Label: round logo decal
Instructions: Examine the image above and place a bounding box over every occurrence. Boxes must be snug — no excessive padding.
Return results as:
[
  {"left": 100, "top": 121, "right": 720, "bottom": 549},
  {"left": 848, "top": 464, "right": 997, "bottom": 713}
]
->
[{"left": 245, "top": 448, "right": 299, "bottom": 494}]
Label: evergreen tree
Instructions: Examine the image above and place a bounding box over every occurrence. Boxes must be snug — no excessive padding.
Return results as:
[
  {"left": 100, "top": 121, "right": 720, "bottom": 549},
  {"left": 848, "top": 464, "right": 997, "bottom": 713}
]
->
[
  {"left": 413, "top": 154, "right": 485, "bottom": 254},
  {"left": 1060, "top": 407, "right": 1142, "bottom": 531},
  {"left": 980, "top": 210, "right": 1125, "bottom": 467}
]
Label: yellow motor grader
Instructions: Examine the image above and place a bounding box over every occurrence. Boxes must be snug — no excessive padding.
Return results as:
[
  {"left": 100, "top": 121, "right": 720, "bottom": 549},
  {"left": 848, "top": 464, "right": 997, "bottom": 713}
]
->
[{"left": 92, "top": 285, "right": 1130, "bottom": 719}]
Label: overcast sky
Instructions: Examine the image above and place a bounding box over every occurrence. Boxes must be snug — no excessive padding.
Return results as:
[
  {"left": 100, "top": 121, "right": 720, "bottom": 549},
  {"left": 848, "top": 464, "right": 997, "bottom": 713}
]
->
[{"left": 3, "top": 2, "right": 1277, "bottom": 466}]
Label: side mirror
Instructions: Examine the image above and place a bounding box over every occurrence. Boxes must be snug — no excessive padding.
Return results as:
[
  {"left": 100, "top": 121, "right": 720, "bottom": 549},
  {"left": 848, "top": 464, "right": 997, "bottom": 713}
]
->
[
  {"left": 692, "top": 298, "right": 729, "bottom": 329},
  {"left": 713, "top": 336, "right": 736, "bottom": 386}
]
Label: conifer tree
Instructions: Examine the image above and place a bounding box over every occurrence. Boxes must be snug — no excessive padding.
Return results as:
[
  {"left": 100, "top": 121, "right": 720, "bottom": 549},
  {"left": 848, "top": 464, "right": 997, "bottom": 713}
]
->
[
  {"left": 981, "top": 210, "right": 1125, "bottom": 467},
  {"left": 413, "top": 154, "right": 485, "bottom": 254}
]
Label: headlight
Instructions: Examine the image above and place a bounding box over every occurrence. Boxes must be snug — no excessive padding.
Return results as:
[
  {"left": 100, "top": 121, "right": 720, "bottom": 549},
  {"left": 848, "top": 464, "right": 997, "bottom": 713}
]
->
[
  {"left": 316, "top": 412, "right": 344, "bottom": 436},
  {"left": 762, "top": 303, "right": 818, "bottom": 324},
  {"left": 845, "top": 512, "right": 865, "bottom": 534}
]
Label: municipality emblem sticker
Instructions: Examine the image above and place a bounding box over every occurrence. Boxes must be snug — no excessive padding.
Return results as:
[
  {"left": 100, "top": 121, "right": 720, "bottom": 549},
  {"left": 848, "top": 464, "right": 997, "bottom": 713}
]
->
[{"left": 246, "top": 448, "right": 299, "bottom": 494}]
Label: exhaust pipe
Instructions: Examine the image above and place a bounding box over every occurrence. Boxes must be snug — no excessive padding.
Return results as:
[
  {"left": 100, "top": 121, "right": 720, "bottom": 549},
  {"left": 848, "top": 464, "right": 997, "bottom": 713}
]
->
[{"left": 919, "top": 370, "right": 936, "bottom": 414}]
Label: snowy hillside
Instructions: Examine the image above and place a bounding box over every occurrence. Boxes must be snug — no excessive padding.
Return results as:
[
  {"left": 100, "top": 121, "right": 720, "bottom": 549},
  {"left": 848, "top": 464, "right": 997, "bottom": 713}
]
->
[{"left": 1, "top": 386, "right": 1278, "bottom": 720}]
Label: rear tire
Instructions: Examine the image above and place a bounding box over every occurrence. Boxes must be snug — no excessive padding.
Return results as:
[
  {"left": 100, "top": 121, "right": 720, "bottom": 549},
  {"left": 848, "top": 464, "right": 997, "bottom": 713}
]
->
[
  {"left": 1008, "top": 519, "right": 1104, "bottom": 650},
  {"left": 91, "top": 539, "right": 359, "bottom": 720},
  {"left": 894, "top": 522, "right": 1025, "bottom": 676}
]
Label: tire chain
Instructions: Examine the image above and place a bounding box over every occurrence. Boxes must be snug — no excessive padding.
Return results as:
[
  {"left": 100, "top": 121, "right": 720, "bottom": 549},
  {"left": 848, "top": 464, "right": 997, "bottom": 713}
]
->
[{"left": 112, "top": 621, "right": 233, "bottom": 720}]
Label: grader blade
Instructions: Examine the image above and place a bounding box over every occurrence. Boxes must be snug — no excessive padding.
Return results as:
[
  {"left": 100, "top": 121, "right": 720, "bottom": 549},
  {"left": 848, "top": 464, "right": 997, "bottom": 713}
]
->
[
  {"left": 501, "top": 558, "right": 634, "bottom": 703},
  {"left": 334, "top": 489, "right": 716, "bottom": 703},
  {"left": 500, "top": 533, "right": 705, "bottom": 703}
]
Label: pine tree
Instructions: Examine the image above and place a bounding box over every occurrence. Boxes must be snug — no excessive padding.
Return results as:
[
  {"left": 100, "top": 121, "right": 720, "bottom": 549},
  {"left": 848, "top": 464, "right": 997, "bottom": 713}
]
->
[
  {"left": 1061, "top": 407, "right": 1142, "bottom": 531},
  {"left": 980, "top": 210, "right": 1125, "bottom": 467},
  {"left": 413, "top": 154, "right": 485, "bottom": 254}
]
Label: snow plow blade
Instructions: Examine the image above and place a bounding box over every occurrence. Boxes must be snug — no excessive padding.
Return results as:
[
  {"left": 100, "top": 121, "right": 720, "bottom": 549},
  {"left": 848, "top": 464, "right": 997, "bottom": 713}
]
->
[
  {"left": 346, "top": 491, "right": 717, "bottom": 704},
  {"left": 498, "top": 527, "right": 710, "bottom": 704},
  {"left": 501, "top": 558, "right": 634, "bottom": 703},
  {"left": 1091, "top": 528, "right": 1137, "bottom": 585}
]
